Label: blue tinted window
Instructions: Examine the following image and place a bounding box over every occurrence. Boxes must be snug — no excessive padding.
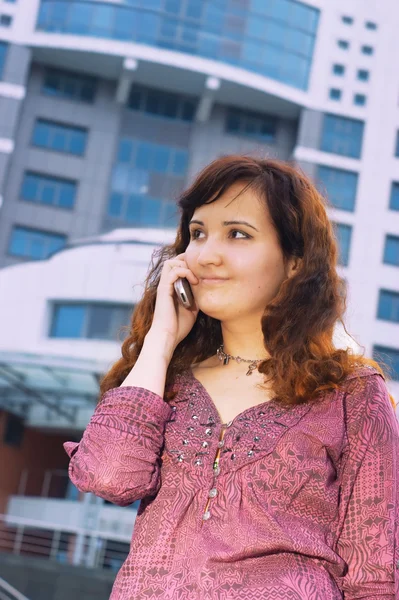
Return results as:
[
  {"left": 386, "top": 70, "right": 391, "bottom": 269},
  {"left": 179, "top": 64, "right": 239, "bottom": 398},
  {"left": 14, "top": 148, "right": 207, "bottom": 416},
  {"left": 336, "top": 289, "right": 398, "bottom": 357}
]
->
[
  {"left": 317, "top": 165, "right": 358, "bottom": 212},
  {"left": 42, "top": 68, "right": 97, "bottom": 103},
  {"left": 384, "top": 235, "right": 399, "bottom": 265},
  {"left": 8, "top": 226, "right": 66, "bottom": 260},
  {"left": 341, "top": 16, "right": 353, "bottom": 24},
  {"left": 373, "top": 346, "right": 399, "bottom": 380},
  {"left": 32, "top": 119, "right": 87, "bottom": 155},
  {"left": 51, "top": 304, "right": 86, "bottom": 337},
  {"left": 365, "top": 21, "right": 377, "bottom": 30},
  {"left": 107, "top": 137, "right": 187, "bottom": 227},
  {"left": 361, "top": 45, "right": 373, "bottom": 55},
  {"left": 377, "top": 290, "right": 399, "bottom": 323},
  {"left": 225, "top": 108, "right": 277, "bottom": 142},
  {"left": 50, "top": 302, "right": 132, "bottom": 340},
  {"left": 354, "top": 93, "right": 366, "bottom": 106},
  {"left": 357, "top": 69, "right": 369, "bottom": 81},
  {"left": 127, "top": 84, "right": 196, "bottom": 122},
  {"left": 0, "top": 42, "right": 7, "bottom": 79},
  {"left": 321, "top": 114, "right": 364, "bottom": 159},
  {"left": 333, "top": 64, "right": 345, "bottom": 75},
  {"left": 329, "top": 88, "right": 341, "bottom": 100},
  {"left": 172, "top": 150, "right": 188, "bottom": 175},
  {"left": 395, "top": 132, "right": 399, "bottom": 158},
  {"left": 390, "top": 182, "right": 399, "bottom": 210},
  {"left": 337, "top": 40, "right": 349, "bottom": 49},
  {"left": 36, "top": 0, "right": 320, "bottom": 91},
  {"left": 332, "top": 222, "right": 352, "bottom": 266},
  {"left": 21, "top": 172, "right": 77, "bottom": 209},
  {"left": 0, "top": 15, "right": 13, "bottom": 27}
]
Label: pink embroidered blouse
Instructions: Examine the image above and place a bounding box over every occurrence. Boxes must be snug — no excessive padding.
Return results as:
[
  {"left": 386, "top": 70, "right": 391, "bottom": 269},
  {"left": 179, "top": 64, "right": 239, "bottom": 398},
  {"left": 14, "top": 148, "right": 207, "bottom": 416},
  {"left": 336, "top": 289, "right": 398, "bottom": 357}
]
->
[{"left": 64, "top": 366, "right": 399, "bottom": 599}]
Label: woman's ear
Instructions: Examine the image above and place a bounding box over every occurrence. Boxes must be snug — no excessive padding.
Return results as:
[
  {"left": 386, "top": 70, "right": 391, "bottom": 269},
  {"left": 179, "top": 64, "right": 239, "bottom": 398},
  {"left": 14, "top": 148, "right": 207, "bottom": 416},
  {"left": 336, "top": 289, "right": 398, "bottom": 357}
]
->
[{"left": 287, "top": 257, "right": 302, "bottom": 279}]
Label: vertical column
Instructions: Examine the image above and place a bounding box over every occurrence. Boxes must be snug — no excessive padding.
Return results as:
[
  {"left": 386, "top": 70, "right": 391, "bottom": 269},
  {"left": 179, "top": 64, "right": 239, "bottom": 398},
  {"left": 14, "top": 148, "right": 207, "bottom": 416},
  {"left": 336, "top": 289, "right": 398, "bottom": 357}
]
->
[{"left": 0, "top": 43, "right": 30, "bottom": 209}]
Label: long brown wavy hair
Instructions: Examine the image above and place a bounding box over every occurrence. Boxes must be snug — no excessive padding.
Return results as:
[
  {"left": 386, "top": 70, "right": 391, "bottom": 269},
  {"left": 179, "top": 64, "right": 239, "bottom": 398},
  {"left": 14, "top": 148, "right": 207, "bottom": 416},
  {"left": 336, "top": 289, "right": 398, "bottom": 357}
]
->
[{"left": 100, "top": 155, "right": 396, "bottom": 410}]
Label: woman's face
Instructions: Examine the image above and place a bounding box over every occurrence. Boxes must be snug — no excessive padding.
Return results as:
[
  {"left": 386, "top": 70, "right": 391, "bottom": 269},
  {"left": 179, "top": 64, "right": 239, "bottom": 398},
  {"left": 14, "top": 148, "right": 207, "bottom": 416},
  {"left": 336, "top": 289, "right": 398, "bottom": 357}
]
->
[{"left": 184, "top": 180, "right": 297, "bottom": 322}]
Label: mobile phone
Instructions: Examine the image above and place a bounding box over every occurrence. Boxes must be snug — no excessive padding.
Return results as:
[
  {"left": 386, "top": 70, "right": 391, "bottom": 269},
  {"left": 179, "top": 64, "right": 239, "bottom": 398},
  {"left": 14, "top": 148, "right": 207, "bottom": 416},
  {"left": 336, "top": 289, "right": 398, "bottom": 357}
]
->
[{"left": 174, "top": 277, "right": 195, "bottom": 309}]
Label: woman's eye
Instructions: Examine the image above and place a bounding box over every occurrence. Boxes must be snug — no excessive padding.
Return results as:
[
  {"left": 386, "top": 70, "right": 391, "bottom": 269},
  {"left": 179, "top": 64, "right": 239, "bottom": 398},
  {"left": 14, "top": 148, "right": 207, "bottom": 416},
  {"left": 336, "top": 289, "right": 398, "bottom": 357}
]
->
[{"left": 189, "top": 229, "right": 250, "bottom": 240}]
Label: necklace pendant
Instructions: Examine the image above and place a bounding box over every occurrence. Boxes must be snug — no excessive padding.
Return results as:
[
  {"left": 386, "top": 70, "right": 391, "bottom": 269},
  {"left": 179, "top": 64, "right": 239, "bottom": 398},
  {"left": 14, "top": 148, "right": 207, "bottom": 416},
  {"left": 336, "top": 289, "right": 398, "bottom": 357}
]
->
[
  {"left": 223, "top": 356, "right": 229, "bottom": 366},
  {"left": 246, "top": 363, "right": 257, "bottom": 376}
]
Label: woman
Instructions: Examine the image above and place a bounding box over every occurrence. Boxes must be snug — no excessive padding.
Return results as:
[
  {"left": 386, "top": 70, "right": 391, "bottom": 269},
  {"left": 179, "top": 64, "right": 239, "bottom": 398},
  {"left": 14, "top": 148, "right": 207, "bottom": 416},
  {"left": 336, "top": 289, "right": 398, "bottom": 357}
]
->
[{"left": 64, "top": 155, "right": 398, "bottom": 599}]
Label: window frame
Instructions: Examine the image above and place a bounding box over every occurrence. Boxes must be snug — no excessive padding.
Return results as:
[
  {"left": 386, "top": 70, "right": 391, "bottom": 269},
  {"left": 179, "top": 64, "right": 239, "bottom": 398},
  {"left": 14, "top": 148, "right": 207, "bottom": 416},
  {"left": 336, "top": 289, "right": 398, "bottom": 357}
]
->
[
  {"left": 7, "top": 225, "right": 67, "bottom": 260},
  {"left": 31, "top": 118, "right": 88, "bottom": 157}
]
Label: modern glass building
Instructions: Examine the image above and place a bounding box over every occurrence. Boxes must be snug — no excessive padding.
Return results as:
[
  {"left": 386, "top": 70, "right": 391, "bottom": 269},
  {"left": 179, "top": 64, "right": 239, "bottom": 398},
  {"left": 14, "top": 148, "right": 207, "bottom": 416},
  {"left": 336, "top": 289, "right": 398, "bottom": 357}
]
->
[{"left": 0, "top": 0, "right": 398, "bottom": 593}]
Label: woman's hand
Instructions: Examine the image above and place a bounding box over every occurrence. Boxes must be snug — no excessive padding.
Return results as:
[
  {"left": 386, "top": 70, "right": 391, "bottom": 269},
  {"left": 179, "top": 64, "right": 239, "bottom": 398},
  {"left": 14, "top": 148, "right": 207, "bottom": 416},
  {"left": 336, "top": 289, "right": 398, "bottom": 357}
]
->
[{"left": 149, "top": 253, "right": 200, "bottom": 354}]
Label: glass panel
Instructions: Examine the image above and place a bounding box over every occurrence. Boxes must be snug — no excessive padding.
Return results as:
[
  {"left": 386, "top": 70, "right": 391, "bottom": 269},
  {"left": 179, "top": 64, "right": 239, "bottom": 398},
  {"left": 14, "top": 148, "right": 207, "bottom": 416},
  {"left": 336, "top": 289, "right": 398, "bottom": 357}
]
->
[
  {"left": 163, "top": 94, "right": 178, "bottom": 118},
  {"left": 126, "top": 194, "right": 142, "bottom": 223},
  {"left": 226, "top": 111, "right": 241, "bottom": 133},
  {"left": 186, "top": 0, "right": 203, "bottom": 19},
  {"left": 373, "top": 346, "right": 399, "bottom": 380},
  {"left": 384, "top": 236, "right": 399, "bottom": 265},
  {"left": 317, "top": 166, "right": 357, "bottom": 212},
  {"left": 135, "top": 142, "right": 153, "bottom": 169},
  {"left": 68, "top": 3, "right": 92, "bottom": 35},
  {"left": 9, "top": 228, "right": 27, "bottom": 256},
  {"left": 59, "top": 183, "right": 76, "bottom": 208},
  {"left": 41, "top": 183, "right": 55, "bottom": 205},
  {"left": 32, "top": 121, "right": 50, "bottom": 147},
  {"left": 153, "top": 146, "right": 170, "bottom": 172},
  {"left": 80, "top": 82, "right": 96, "bottom": 102},
  {"left": 30, "top": 236, "right": 46, "bottom": 260},
  {"left": 141, "top": 197, "right": 161, "bottom": 225},
  {"left": 51, "top": 305, "right": 86, "bottom": 338},
  {"left": 128, "top": 88, "right": 141, "bottom": 110},
  {"left": 51, "top": 130, "right": 66, "bottom": 152},
  {"left": 242, "top": 39, "right": 263, "bottom": 63},
  {"left": 145, "top": 91, "right": 160, "bottom": 115},
  {"left": 118, "top": 139, "right": 133, "bottom": 163},
  {"left": 334, "top": 223, "right": 352, "bottom": 266},
  {"left": 114, "top": 7, "right": 136, "bottom": 41},
  {"left": 108, "top": 192, "right": 123, "bottom": 217},
  {"left": 87, "top": 305, "right": 112, "bottom": 339},
  {"left": 91, "top": 4, "right": 114, "bottom": 37},
  {"left": 163, "top": 201, "right": 179, "bottom": 226},
  {"left": 48, "top": 235, "right": 66, "bottom": 255},
  {"left": 112, "top": 164, "right": 130, "bottom": 192},
  {"left": 181, "top": 100, "right": 195, "bottom": 121},
  {"left": 43, "top": 72, "right": 61, "bottom": 96},
  {"left": 21, "top": 173, "right": 39, "bottom": 201},
  {"left": 137, "top": 13, "right": 159, "bottom": 42},
  {"left": 260, "top": 118, "right": 276, "bottom": 140},
  {"left": 165, "top": 0, "right": 181, "bottom": 14},
  {"left": 126, "top": 168, "right": 148, "bottom": 195},
  {"left": 172, "top": 150, "right": 188, "bottom": 175},
  {"left": 390, "top": 183, "right": 399, "bottom": 210},
  {"left": 69, "top": 130, "right": 86, "bottom": 155}
]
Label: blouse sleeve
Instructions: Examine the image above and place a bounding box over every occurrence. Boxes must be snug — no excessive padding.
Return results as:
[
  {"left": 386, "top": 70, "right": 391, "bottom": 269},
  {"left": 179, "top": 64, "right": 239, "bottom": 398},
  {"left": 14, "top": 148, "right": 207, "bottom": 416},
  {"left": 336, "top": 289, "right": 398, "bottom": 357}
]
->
[
  {"left": 334, "top": 373, "right": 399, "bottom": 600},
  {"left": 63, "top": 385, "right": 173, "bottom": 507}
]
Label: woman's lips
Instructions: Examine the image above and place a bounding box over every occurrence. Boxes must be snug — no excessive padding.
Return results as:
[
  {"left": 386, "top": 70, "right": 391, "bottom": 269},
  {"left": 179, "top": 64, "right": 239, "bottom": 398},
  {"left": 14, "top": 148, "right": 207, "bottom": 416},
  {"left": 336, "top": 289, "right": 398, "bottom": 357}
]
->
[{"left": 200, "top": 278, "right": 228, "bottom": 284}]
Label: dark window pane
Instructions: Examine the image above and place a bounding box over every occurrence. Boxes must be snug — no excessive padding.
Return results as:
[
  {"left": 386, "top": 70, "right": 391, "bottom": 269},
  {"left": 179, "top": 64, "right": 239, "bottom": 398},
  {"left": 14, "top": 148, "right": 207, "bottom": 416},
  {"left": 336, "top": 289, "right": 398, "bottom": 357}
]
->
[
  {"left": 384, "top": 235, "right": 399, "bottom": 266},
  {"left": 32, "top": 121, "right": 50, "bottom": 147},
  {"left": 51, "top": 305, "right": 86, "bottom": 338},
  {"left": 21, "top": 173, "right": 39, "bottom": 201},
  {"left": 108, "top": 192, "right": 124, "bottom": 217},
  {"left": 59, "top": 183, "right": 76, "bottom": 208}
]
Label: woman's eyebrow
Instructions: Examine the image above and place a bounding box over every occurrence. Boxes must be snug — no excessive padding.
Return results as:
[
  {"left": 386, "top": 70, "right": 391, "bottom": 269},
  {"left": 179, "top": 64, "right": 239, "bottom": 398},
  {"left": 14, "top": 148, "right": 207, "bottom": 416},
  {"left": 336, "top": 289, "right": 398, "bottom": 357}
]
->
[{"left": 189, "top": 219, "right": 259, "bottom": 232}]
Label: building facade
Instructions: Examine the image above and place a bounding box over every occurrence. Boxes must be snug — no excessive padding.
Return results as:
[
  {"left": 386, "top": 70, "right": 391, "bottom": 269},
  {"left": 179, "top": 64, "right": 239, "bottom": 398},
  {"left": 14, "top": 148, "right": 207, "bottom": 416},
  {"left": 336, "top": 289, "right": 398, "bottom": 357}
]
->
[{"left": 0, "top": 0, "right": 398, "bottom": 592}]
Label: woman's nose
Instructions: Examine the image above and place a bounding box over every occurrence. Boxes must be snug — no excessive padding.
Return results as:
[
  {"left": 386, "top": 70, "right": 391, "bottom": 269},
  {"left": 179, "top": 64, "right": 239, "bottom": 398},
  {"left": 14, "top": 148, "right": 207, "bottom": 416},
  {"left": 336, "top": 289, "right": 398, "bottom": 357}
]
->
[{"left": 196, "top": 239, "right": 223, "bottom": 265}]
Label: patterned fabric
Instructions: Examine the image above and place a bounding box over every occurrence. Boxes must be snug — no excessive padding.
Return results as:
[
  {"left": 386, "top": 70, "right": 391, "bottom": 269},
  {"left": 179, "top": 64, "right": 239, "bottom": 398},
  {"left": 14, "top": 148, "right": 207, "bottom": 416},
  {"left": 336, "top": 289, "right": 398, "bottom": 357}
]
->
[{"left": 64, "top": 366, "right": 399, "bottom": 599}]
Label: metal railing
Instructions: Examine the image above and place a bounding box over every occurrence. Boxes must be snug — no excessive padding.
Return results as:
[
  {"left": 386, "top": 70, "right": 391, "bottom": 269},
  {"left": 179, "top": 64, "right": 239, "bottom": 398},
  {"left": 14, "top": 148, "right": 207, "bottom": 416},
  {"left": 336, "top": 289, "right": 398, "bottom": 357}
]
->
[
  {"left": 0, "top": 513, "right": 130, "bottom": 573},
  {"left": 0, "top": 577, "right": 29, "bottom": 600}
]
